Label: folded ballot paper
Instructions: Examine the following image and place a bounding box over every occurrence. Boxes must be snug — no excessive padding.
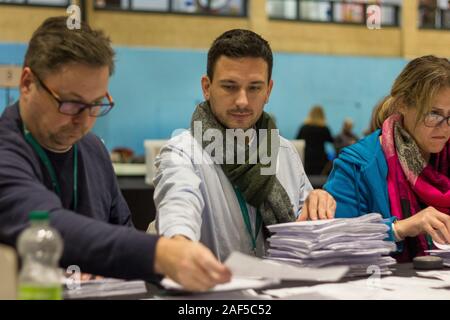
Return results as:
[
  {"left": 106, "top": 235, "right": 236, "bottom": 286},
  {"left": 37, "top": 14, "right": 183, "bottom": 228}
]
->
[
  {"left": 426, "top": 241, "right": 450, "bottom": 267},
  {"left": 265, "top": 213, "right": 397, "bottom": 277}
]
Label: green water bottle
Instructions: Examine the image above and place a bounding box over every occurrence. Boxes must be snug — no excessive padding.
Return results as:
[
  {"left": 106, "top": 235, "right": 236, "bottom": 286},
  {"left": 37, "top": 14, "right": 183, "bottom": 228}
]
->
[{"left": 17, "top": 211, "right": 63, "bottom": 300}]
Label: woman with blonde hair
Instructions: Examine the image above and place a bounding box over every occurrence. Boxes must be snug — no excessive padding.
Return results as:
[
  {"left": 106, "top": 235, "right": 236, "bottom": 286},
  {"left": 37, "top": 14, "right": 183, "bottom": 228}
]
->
[
  {"left": 324, "top": 55, "right": 450, "bottom": 261},
  {"left": 296, "top": 105, "right": 334, "bottom": 175}
]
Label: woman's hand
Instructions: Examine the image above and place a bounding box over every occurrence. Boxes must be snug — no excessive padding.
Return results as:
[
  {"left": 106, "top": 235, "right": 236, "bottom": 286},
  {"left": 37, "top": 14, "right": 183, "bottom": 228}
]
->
[{"left": 395, "top": 206, "right": 450, "bottom": 244}]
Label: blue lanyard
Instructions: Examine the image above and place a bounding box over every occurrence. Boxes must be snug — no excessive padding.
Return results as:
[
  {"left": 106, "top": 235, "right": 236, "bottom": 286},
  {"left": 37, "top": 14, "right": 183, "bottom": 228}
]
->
[
  {"left": 233, "top": 186, "right": 262, "bottom": 255},
  {"left": 23, "top": 125, "right": 78, "bottom": 211}
]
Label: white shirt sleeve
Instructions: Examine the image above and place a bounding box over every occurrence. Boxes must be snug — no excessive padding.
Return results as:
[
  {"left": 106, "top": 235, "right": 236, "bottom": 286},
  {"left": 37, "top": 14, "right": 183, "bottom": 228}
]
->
[{"left": 153, "top": 144, "right": 205, "bottom": 241}]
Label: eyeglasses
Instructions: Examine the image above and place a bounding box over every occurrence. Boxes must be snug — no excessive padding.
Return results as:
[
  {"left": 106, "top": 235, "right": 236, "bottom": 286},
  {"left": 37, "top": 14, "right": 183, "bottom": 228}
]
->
[
  {"left": 423, "top": 112, "right": 450, "bottom": 128},
  {"left": 33, "top": 72, "right": 114, "bottom": 117}
]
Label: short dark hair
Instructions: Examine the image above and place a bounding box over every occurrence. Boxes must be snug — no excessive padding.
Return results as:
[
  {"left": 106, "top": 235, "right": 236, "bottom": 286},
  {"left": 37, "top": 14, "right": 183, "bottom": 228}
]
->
[
  {"left": 24, "top": 16, "right": 115, "bottom": 79},
  {"left": 207, "top": 29, "right": 273, "bottom": 82}
]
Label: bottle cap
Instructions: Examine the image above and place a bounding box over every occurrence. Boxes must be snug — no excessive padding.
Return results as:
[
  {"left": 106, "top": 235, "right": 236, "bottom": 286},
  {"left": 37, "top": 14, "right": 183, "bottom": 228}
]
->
[
  {"left": 413, "top": 256, "right": 443, "bottom": 270},
  {"left": 29, "top": 211, "right": 49, "bottom": 221}
]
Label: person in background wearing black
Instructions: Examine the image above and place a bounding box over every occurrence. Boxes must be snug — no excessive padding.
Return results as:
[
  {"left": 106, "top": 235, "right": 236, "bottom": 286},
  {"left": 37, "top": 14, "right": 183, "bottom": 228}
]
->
[{"left": 296, "top": 105, "right": 334, "bottom": 175}]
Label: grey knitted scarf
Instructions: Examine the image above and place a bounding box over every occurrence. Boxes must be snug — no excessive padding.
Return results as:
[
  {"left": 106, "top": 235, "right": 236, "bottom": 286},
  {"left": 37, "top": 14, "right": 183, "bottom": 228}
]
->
[{"left": 190, "top": 101, "right": 295, "bottom": 227}]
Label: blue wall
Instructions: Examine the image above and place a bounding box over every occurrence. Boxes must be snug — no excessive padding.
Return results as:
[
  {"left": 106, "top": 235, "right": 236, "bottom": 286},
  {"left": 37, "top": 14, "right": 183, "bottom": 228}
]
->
[
  {"left": 0, "top": 43, "right": 25, "bottom": 111},
  {"left": 0, "top": 42, "right": 407, "bottom": 155}
]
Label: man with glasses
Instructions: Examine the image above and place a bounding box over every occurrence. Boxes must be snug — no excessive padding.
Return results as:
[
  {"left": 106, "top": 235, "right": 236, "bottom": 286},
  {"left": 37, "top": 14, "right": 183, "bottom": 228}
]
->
[{"left": 0, "top": 16, "right": 230, "bottom": 291}]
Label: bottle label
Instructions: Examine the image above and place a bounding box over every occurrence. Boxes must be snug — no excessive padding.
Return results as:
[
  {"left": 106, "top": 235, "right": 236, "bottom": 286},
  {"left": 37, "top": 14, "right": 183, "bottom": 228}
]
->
[{"left": 18, "top": 284, "right": 62, "bottom": 300}]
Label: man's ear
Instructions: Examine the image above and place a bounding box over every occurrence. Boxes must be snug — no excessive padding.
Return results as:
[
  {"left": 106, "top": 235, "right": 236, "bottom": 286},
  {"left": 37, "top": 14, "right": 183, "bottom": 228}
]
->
[
  {"left": 201, "top": 75, "right": 211, "bottom": 100},
  {"left": 20, "top": 67, "right": 34, "bottom": 96}
]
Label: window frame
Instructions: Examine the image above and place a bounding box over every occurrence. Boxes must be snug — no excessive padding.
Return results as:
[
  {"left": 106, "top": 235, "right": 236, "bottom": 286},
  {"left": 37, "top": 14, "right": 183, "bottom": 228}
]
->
[
  {"left": 418, "top": 3, "right": 450, "bottom": 30},
  {"left": 93, "top": 0, "right": 248, "bottom": 19},
  {"left": 0, "top": 0, "right": 70, "bottom": 8},
  {"left": 267, "top": 0, "right": 401, "bottom": 28}
]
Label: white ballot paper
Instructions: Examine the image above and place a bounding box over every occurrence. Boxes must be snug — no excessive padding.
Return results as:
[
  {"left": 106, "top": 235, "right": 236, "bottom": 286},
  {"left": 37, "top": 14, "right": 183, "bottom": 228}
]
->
[
  {"left": 426, "top": 242, "right": 450, "bottom": 267},
  {"left": 224, "top": 251, "right": 348, "bottom": 282},
  {"left": 266, "top": 213, "right": 397, "bottom": 276},
  {"left": 160, "top": 276, "right": 279, "bottom": 293},
  {"left": 433, "top": 241, "right": 450, "bottom": 251},
  {"left": 263, "top": 276, "right": 450, "bottom": 300},
  {"left": 63, "top": 278, "right": 148, "bottom": 299}
]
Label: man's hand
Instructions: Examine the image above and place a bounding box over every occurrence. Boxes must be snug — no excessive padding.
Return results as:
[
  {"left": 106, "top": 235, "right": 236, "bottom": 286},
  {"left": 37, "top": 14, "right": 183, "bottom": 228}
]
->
[
  {"left": 80, "top": 274, "right": 104, "bottom": 281},
  {"left": 154, "top": 236, "right": 232, "bottom": 292},
  {"left": 395, "top": 206, "right": 450, "bottom": 244},
  {"left": 297, "top": 189, "right": 336, "bottom": 221}
]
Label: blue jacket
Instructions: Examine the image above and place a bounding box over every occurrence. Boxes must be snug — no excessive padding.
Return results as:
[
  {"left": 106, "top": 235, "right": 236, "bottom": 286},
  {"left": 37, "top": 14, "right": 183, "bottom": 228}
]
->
[{"left": 324, "top": 130, "right": 396, "bottom": 242}]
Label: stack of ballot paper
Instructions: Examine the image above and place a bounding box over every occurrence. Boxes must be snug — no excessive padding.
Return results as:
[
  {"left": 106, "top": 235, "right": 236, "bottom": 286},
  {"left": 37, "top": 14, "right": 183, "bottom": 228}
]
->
[
  {"left": 265, "top": 213, "right": 397, "bottom": 277},
  {"left": 427, "top": 242, "right": 450, "bottom": 267},
  {"left": 63, "top": 278, "right": 148, "bottom": 299}
]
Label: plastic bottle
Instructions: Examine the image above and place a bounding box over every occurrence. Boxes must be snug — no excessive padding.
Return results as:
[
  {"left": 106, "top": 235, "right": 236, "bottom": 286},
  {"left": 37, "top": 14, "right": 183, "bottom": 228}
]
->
[{"left": 17, "top": 211, "right": 63, "bottom": 300}]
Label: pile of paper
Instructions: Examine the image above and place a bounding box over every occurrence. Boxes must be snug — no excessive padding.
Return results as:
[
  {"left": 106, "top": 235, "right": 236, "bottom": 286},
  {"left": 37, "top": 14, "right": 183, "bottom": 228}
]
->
[
  {"left": 265, "top": 213, "right": 397, "bottom": 277},
  {"left": 63, "top": 278, "right": 148, "bottom": 299},
  {"left": 427, "top": 242, "right": 450, "bottom": 267}
]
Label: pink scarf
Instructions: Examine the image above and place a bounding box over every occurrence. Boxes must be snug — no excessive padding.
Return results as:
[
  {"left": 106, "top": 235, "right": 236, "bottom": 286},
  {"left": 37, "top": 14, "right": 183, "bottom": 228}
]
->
[{"left": 381, "top": 113, "right": 450, "bottom": 258}]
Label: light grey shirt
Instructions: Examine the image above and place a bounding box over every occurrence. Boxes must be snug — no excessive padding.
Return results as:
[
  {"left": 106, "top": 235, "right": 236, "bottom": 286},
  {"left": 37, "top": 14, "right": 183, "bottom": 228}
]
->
[{"left": 154, "top": 130, "right": 313, "bottom": 262}]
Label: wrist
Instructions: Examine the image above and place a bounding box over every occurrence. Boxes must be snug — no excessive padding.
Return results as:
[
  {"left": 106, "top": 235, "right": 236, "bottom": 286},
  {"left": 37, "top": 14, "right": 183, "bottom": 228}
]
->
[
  {"left": 154, "top": 235, "right": 190, "bottom": 275},
  {"left": 393, "top": 220, "right": 406, "bottom": 241},
  {"left": 154, "top": 237, "right": 169, "bottom": 275},
  {"left": 172, "top": 234, "right": 190, "bottom": 241}
]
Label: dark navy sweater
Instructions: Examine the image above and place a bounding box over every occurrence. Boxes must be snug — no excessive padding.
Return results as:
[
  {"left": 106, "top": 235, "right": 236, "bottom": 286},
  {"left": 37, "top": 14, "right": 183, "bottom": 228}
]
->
[{"left": 0, "top": 102, "right": 159, "bottom": 281}]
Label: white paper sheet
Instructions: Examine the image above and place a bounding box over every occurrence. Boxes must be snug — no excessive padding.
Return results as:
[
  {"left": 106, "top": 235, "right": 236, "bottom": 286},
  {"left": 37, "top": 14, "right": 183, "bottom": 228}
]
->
[
  {"left": 263, "top": 276, "right": 450, "bottom": 300},
  {"left": 224, "top": 251, "right": 348, "bottom": 282},
  {"left": 160, "top": 276, "right": 279, "bottom": 292},
  {"left": 433, "top": 241, "right": 450, "bottom": 251},
  {"left": 416, "top": 270, "right": 450, "bottom": 284}
]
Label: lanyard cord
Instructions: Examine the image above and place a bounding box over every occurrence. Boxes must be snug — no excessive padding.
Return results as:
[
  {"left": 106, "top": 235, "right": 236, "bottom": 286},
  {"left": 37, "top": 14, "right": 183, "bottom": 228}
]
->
[
  {"left": 426, "top": 234, "right": 433, "bottom": 251},
  {"left": 233, "top": 186, "right": 262, "bottom": 255},
  {"left": 23, "top": 125, "right": 78, "bottom": 211}
]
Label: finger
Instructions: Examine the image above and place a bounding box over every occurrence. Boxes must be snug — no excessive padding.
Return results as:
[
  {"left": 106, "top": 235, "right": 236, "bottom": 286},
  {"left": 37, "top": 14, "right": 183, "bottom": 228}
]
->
[
  {"left": 190, "top": 263, "right": 217, "bottom": 289},
  {"left": 444, "top": 219, "right": 450, "bottom": 241},
  {"left": 179, "top": 260, "right": 217, "bottom": 292},
  {"left": 430, "top": 218, "right": 450, "bottom": 244},
  {"left": 425, "top": 224, "right": 446, "bottom": 244},
  {"left": 178, "top": 271, "right": 213, "bottom": 292},
  {"left": 326, "top": 197, "right": 336, "bottom": 219},
  {"left": 317, "top": 192, "right": 327, "bottom": 220},
  {"left": 196, "top": 251, "right": 231, "bottom": 284},
  {"left": 298, "top": 205, "right": 309, "bottom": 221},
  {"left": 80, "top": 273, "right": 93, "bottom": 281},
  {"left": 434, "top": 211, "right": 450, "bottom": 241},
  {"left": 433, "top": 208, "right": 450, "bottom": 222},
  {"left": 308, "top": 192, "right": 319, "bottom": 221}
]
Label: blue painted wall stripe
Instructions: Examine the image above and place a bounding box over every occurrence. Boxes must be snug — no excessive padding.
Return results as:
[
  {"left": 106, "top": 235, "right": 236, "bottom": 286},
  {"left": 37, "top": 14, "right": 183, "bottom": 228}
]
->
[{"left": 0, "top": 43, "right": 407, "bottom": 155}]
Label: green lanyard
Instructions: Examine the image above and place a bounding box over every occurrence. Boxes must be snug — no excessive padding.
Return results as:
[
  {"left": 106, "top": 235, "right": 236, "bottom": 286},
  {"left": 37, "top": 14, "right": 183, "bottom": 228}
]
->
[
  {"left": 426, "top": 234, "right": 434, "bottom": 251},
  {"left": 233, "top": 186, "right": 262, "bottom": 255},
  {"left": 23, "top": 126, "right": 78, "bottom": 211}
]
